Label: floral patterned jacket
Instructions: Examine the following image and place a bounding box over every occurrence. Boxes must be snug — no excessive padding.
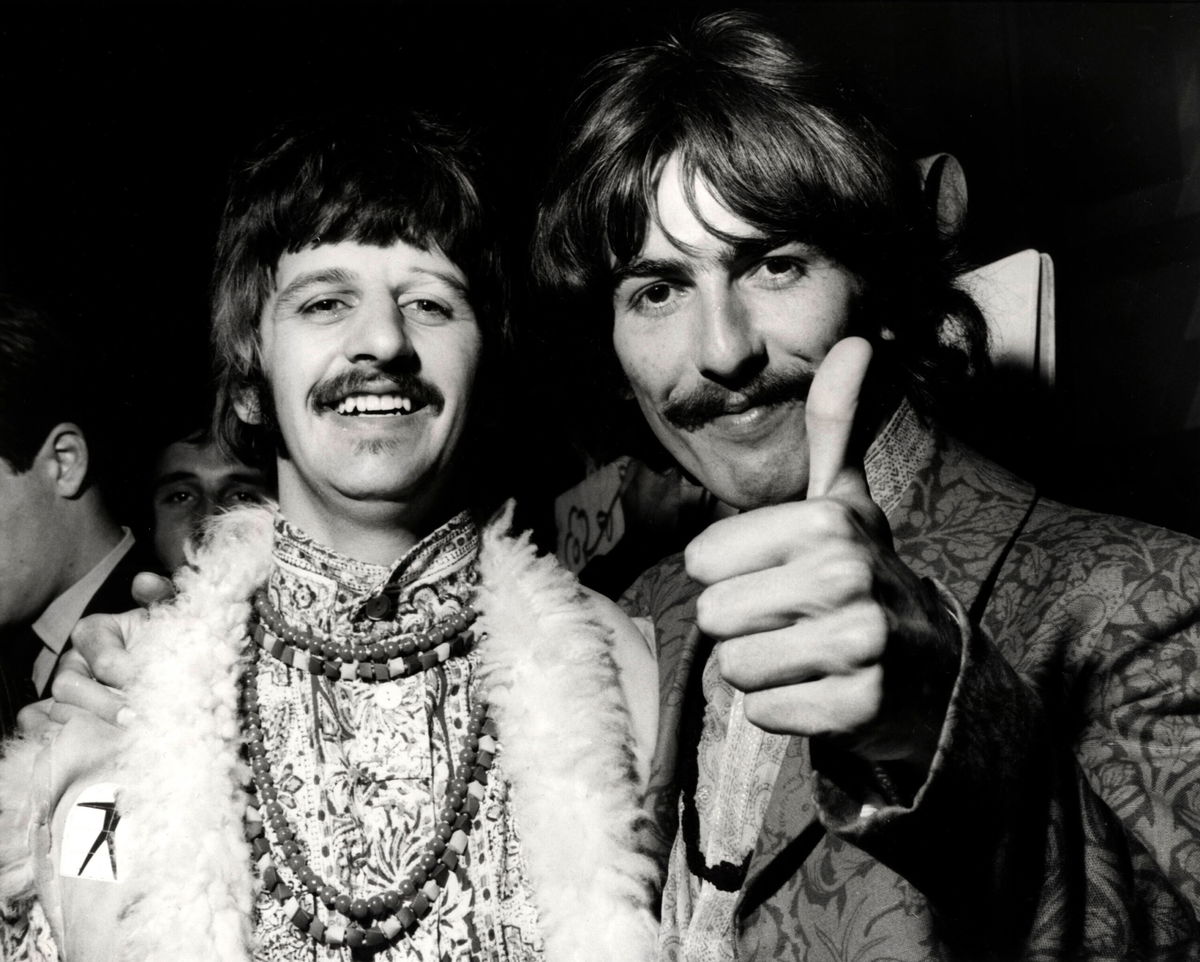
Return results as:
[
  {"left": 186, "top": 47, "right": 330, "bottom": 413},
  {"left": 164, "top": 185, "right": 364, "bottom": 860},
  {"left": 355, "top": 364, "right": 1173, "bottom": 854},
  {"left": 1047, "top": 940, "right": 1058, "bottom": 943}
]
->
[{"left": 626, "top": 419, "right": 1200, "bottom": 961}]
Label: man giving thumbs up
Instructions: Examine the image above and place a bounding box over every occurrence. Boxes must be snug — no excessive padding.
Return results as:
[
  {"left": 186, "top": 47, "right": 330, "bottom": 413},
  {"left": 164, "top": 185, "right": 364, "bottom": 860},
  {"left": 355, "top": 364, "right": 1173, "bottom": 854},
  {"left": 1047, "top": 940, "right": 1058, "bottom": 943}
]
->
[{"left": 534, "top": 12, "right": 1200, "bottom": 962}]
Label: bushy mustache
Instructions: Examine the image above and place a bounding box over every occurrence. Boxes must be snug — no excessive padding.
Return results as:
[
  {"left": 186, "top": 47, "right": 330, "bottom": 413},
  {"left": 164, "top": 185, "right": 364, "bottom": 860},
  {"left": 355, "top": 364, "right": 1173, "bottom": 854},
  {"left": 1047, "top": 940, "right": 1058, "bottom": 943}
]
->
[
  {"left": 662, "top": 369, "right": 813, "bottom": 432},
  {"left": 310, "top": 369, "right": 444, "bottom": 412}
]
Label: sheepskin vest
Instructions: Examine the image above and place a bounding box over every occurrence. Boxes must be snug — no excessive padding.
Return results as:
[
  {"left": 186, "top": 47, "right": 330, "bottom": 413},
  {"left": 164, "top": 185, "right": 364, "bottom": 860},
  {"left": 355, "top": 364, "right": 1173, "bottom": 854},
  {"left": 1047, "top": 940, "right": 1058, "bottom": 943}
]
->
[{"left": 0, "top": 504, "right": 656, "bottom": 962}]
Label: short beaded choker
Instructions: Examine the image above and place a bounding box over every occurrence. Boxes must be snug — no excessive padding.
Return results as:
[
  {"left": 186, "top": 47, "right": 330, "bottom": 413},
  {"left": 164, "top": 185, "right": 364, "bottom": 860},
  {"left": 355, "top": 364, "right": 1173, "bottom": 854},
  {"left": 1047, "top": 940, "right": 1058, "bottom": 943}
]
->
[
  {"left": 251, "top": 589, "right": 478, "bottom": 682},
  {"left": 242, "top": 610, "right": 496, "bottom": 951}
]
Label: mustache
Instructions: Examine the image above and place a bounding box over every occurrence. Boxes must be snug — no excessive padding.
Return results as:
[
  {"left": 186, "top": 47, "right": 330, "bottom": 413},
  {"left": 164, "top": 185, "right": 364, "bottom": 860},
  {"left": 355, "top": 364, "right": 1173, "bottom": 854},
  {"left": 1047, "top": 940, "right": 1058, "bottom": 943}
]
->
[
  {"left": 662, "top": 369, "right": 813, "bottom": 432},
  {"left": 310, "top": 369, "right": 445, "bottom": 412}
]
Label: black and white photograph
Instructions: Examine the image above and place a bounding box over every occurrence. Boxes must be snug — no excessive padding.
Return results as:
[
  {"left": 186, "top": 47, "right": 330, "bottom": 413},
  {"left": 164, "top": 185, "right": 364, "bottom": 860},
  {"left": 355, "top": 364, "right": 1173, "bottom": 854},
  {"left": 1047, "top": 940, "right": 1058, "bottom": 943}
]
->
[{"left": 1, "top": 3, "right": 1199, "bottom": 960}]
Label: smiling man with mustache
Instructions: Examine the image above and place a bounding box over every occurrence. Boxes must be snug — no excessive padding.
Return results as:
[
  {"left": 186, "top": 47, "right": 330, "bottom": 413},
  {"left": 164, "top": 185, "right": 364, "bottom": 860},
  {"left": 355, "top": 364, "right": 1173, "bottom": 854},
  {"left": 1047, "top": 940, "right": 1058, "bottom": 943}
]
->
[
  {"left": 533, "top": 11, "right": 1200, "bottom": 962},
  {"left": 0, "top": 112, "right": 659, "bottom": 962}
]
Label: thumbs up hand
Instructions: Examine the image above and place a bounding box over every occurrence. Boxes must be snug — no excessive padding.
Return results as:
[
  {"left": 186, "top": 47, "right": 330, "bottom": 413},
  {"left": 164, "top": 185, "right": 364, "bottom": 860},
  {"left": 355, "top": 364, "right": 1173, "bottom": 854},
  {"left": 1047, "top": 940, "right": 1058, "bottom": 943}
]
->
[{"left": 684, "top": 337, "right": 959, "bottom": 774}]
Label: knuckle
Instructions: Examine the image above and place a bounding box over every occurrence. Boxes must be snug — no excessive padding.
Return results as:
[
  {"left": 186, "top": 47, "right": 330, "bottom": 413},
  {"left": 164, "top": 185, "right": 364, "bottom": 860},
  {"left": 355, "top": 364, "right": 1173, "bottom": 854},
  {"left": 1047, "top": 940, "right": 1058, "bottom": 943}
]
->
[
  {"left": 850, "top": 665, "right": 885, "bottom": 720},
  {"left": 49, "top": 669, "right": 79, "bottom": 702},
  {"left": 827, "top": 551, "right": 873, "bottom": 597},
  {"left": 832, "top": 611, "right": 886, "bottom": 669},
  {"left": 15, "top": 701, "right": 45, "bottom": 733},
  {"left": 71, "top": 613, "right": 102, "bottom": 647},
  {"left": 809, "top": 498, "right": 854, "bottom": 537},
  {"left": 714, "top": 638, "right": 753, "bottom": 688},
  {"left": 90, "top": 648, "right": 122, "bottom": 683},
  {"left": 849, "top": 602, "right": 889, "bottom": 657}
]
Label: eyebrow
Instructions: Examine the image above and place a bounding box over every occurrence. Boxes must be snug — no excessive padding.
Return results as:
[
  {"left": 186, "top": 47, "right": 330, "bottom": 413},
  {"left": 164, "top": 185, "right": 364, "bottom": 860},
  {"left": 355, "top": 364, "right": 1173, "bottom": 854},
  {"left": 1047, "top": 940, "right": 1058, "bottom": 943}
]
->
[
  {"left": 272, "top": 265, "right": 471, "bottom": 308},
  {"left": 153, "top": 471, "right": 200, "bottom": 489},
  {"left": 274, "top": 268, "right": 358, "bottom": 309},
  {"left": 408, "top": 267, "right": 471, "bottom": 299},
  {"left": 610, "top": 238, "right": 790, "bottom": 289},
  {"left": 611, "top": 256, "right": 689, "bottom": 288},
  {"left": 153, "top": 470, "right": 264, "bottom": 489}
]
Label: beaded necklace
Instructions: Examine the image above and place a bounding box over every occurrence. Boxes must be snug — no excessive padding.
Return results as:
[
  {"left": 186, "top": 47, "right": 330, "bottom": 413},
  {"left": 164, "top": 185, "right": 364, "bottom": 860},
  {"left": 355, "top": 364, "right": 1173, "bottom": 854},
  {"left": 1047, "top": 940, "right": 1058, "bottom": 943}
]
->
[
  {"left": 251, "top": 589, "right": 478, "bottom": 682},
  {"left": 242, "top": 595, "right": 494, "bottom": 952}
]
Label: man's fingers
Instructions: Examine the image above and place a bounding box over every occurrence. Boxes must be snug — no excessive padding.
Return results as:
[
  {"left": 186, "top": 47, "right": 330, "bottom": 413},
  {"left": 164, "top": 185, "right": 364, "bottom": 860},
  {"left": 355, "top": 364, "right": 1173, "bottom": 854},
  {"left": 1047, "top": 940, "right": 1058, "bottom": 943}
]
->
[
  {"left": 69, "top": 610, "right": 141, "bottom": 689},
  {"left": 805, "top": 336, "right": 873, "bottom": 499},
  {"left": 47, "top": 700, "right": 102, "bottom": 727},
  {"left": 132, "top": 571, "right": 175, "bottom": 608},
  {"left": 714, "top": 602, "right": 888, "bottom": 690},
  {"left": 741, "top": 666, "right": 885, "bottom": 737},
  {"left": 49, "top": 667, "right": 129, "bottom": 727},
  {"left": 694, "top": 535, "right": 874, "bottom": 631},
  {"left": 16, "top": 698, "right": 61, "bottom": 742},
  {"left": 686, "top": 497, "right": 865, "bottom": 584}
]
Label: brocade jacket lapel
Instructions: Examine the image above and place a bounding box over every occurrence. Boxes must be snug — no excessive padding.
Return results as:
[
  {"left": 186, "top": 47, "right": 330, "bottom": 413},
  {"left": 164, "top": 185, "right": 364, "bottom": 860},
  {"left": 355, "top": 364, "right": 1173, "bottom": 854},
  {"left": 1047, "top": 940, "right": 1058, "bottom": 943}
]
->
[{"left": 737, "top": 419, "right": 1040, "bottom": 920}]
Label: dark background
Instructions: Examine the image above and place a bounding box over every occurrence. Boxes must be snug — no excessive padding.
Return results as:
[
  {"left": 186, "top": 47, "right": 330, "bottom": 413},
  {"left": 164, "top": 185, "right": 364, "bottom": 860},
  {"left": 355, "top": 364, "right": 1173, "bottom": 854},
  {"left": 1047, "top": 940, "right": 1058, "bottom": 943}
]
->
[{"left": 3, "top": 2, "right": 1199, "bottom": 537}]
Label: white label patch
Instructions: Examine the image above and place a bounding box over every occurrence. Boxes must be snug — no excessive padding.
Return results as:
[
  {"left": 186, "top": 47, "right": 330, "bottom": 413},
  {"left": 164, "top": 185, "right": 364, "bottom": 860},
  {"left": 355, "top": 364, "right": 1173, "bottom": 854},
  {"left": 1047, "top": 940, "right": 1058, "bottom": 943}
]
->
[{"left": 60, "top": 783, "right": 124, "bottom": 882}]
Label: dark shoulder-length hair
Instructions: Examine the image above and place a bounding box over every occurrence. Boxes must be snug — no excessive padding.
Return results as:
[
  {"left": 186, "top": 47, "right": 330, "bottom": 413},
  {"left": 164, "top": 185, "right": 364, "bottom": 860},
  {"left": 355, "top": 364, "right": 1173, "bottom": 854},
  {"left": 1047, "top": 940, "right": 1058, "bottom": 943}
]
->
[
  {"left": 532, "top": 11, "right": 987, "bottom": 447},
  {"left": 211, "top": 110, "right": 508, "bottom": 470}
]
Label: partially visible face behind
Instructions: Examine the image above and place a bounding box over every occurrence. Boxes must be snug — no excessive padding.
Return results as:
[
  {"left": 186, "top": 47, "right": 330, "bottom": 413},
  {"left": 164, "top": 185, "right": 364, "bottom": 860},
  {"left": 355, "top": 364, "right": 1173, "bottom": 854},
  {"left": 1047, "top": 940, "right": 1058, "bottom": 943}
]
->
[
  {"left": 0, "top": 448, "right": 66, "bottom": 630},
  {"left": 151, "top": 438, "right": 269, "bottom": 572},
  {"left": 610, "top": 154, "right": 860, "bottom": 509},
  {"left": 252, "top": 239, "right": 482, "bottom": 538}
]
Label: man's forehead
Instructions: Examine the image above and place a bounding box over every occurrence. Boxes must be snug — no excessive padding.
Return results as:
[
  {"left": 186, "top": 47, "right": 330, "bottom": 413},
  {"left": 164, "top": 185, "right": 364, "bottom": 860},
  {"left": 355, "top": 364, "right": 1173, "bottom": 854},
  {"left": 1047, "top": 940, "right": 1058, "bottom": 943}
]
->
[
  {"left": 155, "top": 440, "right": 258, "bottom": 480},
  {"left": 610, "top": 167, "right": 771, "bottom": 281},
  {"left": 652, "top": 154, "right": 758, "bottom": 251}
]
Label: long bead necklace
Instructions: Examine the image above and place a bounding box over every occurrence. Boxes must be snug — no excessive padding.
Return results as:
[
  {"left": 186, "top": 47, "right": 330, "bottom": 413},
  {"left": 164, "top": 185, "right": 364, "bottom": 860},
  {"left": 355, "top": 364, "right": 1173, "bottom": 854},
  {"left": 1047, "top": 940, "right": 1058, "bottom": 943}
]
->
[{"left": 242, "top": 601, "right": 495, "bottom": 951}]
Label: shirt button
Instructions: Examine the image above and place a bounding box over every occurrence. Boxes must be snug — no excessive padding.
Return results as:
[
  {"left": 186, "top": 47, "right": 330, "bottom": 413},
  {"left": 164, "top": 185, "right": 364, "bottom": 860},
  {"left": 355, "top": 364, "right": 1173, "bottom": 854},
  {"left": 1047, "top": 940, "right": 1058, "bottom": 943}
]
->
[{"left": 364, "top": 594, "right": 395, "bottom": 621}]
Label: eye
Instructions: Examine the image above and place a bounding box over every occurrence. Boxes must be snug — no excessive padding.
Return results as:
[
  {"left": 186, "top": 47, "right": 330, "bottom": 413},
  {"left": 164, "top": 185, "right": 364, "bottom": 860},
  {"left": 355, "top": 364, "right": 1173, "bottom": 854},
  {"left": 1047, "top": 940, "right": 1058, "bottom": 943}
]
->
[
  {"left": 753, "top": 256, "right": 807, "bottom": 286},
  {"left": 401, "top": 298, "right": 452, "bottom": 320},
  {"left": 223, "top": 487, "right": 265, "bottom": 507},
  {"left": 629, "top": 281, "right": 681, "bottom": 315},
  {"left": 303, "top": 296, "right": 348, "bottom": 314},
  {"left": 157, "top": 489, "right": 194, "bottom": 507}
]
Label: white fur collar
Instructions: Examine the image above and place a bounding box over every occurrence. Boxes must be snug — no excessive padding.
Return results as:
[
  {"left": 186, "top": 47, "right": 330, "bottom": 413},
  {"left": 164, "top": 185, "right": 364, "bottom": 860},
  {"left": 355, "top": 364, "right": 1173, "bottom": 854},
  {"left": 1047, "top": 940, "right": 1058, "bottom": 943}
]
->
[{"left": 113, "top": 503, "right": 655, "bottom": 961}]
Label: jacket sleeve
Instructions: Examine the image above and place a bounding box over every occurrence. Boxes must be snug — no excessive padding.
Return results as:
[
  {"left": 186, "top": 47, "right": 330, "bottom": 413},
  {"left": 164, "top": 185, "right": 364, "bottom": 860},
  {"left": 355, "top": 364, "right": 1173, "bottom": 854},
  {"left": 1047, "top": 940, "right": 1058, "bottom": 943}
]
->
[
  {"left": 0, "top": 711, "right": 129, "bottom": 962},
  {"left": 813, "top": 535, "right": 1200, "bottom": 961}
]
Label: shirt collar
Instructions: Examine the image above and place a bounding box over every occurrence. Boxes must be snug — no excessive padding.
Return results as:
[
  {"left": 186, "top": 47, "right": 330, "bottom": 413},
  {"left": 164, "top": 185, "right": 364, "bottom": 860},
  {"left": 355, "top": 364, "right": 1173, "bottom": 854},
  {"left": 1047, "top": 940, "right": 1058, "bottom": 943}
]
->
[
  {"left": 864, "top": 398, "right": 937, "bottom": 517},
  {"left": 32, "top": 527, "right": 135, "bottom": 655},
  {"left": 270, "top": 510, "right": 480, "bottom": 634}
]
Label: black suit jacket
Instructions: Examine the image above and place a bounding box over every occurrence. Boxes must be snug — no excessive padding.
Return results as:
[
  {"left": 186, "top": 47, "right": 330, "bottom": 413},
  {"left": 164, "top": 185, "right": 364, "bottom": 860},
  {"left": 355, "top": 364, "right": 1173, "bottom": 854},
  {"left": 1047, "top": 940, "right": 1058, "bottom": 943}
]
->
[
  {"left": 41, "top": 536, "right": 152, "bottom": 693},
  {"left": 0, "top": 536, "right": 150, "bottom": 736}
]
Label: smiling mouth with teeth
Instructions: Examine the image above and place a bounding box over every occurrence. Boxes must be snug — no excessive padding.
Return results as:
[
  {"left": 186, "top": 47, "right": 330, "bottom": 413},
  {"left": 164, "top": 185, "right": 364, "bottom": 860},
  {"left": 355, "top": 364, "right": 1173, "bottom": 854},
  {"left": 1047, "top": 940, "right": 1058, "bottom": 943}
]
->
[{"left": 334, "top": 393, "right": 419, "bottom": 416}]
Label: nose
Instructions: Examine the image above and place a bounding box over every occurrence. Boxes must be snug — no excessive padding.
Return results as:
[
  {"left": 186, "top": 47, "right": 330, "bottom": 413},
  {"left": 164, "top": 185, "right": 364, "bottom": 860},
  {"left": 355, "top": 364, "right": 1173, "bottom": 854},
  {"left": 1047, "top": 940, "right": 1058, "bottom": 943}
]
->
[
  {"left": 188, "top": 494, "right": 217, "bottom": 538},
  {"left": 344, "top": 296, "right": 413, "bottom": 364},
  {"left": 693, "top": 286, "right": 766, "bottom": 386}
]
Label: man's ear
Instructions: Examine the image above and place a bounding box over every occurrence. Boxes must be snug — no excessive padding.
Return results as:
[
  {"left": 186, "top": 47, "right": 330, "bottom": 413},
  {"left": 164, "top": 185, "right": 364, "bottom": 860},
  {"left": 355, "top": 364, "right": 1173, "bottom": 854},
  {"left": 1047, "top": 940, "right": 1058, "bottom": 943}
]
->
[
  {"left": 234, "top": 386, "right": 262, "bottom": 425},
  {"left": 45, "top": 423, "right": 90, "bottom": 498}
]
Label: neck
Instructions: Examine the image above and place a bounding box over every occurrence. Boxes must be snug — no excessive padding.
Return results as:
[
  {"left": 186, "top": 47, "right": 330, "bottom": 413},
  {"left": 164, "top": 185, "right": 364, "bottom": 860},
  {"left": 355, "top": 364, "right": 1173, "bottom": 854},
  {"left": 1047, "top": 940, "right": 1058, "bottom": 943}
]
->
[
  {"left": 276, "top": 477, "right": 455, "bottom": 567},
  {"left": 57, "top": 493, "right": 125, "bottom": 593}
]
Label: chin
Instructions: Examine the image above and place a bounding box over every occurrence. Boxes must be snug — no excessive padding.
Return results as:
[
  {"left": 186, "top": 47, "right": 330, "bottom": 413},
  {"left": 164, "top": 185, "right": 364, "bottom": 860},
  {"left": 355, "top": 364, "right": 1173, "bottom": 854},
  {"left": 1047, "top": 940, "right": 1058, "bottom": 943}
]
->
[
  {"left": 705, "top": 469, "right": 808, "bottom": 511},
  {"left": 339, "top": 478, "right": 426, "bottom": 504}
]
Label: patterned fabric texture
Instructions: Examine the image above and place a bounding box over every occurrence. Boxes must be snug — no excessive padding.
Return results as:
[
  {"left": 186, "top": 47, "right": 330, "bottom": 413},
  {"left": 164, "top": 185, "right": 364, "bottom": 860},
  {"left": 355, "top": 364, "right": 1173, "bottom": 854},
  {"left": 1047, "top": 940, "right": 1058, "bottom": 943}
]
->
[
  {"left": 628, "top": 405, "right": 1200, "bottom": 961},
  {"left": 0, "top": 512, "right": 546, "bottom": 962},
  {"left": 0, "top": 503, "right": 658, "bottom": 962},
  {"left": 254, "top": 513, "right": 543, "bottom": 961}
]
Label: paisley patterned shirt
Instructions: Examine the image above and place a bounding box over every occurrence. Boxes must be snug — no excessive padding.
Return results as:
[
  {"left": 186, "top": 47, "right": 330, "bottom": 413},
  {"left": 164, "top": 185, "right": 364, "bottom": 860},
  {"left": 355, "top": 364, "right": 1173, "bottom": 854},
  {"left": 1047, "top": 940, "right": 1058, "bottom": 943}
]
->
[{"left": 253, "top": 512, "right": 544, "bottom": 962}]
